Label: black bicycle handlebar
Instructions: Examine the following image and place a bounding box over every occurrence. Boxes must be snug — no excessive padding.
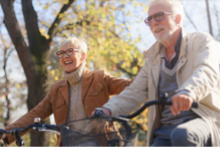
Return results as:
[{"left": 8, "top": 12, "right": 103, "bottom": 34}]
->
[
  {"left": 0, "top": 123, "right": 60, "bottom": 147},
  {"left": 118, "top": 100, "right": 198, "bottom": 119},
  {"left": 0, "top": 123, "right": 60, "bottom": 135}
]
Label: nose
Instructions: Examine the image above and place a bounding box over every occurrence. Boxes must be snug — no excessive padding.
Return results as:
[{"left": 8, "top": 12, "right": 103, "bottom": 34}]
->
[
  {"left": 63, "top": 52, "right": 69, "bottom": 58},
  {"left": 150, "top": 18, "right": 158, "bottom": 26}
]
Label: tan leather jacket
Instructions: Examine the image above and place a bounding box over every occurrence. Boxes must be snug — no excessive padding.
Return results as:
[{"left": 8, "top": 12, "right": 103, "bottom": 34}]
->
[{"left": 4, "top": 67, "right": 131, "bottom": 146}]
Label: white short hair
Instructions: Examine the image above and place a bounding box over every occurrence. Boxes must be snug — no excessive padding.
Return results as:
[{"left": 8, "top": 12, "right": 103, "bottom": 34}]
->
[
  {"left": 148, "top": 0, "right": 184, "bottom": 25},
  {"left": 58, "top": 37, "right": 87, "bottom": 55}
]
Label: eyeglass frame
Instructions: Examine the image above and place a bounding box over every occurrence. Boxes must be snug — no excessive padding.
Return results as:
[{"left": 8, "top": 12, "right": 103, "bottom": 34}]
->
[
  {"left": 56, "top": 48, "right": 81, "bottom": 58},
  {"left": 144, "top": 12, "right": 172, "bottom": 26}
]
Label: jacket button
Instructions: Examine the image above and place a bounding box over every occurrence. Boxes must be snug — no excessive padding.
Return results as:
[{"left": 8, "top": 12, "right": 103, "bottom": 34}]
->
[
  {"left": 94, "top": 91, "right": 98, "bottom": 95},
  {"left": 85, "top": 106, "right": 89, "bottom": 110}
]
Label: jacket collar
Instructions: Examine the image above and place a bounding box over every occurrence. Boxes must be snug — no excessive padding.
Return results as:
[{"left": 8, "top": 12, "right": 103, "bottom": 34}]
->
[
  {"left": 81, "top": 67, "right": 94, "bottom": 103},
  {"left": 177, "top": 28, "right": 188, "bottom": 72},
  {"left": 58, "top": 67, "right": 94, "bottom": 105},
  {"left": 148, "top": 28, "right": 189, "bottom": 89},
  {"left": 147, "top": 28, "right": 189, "bottom": 65}
]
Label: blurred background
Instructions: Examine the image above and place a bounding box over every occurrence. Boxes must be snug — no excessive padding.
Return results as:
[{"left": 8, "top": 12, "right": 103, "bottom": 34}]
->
[{"left": 0, "top": 0, "right": 219, "bottom": 146}]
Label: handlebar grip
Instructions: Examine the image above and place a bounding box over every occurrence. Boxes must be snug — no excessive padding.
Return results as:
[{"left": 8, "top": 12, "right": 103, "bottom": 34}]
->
[
  {"left": 191, "top": 102, "right": 198, "bottom": 108},
  {"left": 160, "top": 93, "right": 199, "bottom": 108},
  {"left": 163, "top": 101, "right": 198, "bottom": 108}
]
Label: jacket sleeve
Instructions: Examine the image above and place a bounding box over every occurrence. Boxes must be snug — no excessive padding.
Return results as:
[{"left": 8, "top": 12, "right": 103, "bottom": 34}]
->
[
  {"left": 176, "top": 33, "right": 220, "bottom": 101},
  {"left": 103, "top": 70, "right": 133, "bottom": 95},
  {"left": 103, "top": 59, "right": 149, "bottom": 116},
  {"left": 4, "top": 92, "right": 53, "bottom": 145}
]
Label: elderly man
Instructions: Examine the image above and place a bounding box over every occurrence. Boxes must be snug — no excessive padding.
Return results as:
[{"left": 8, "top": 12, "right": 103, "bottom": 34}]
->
[
  {"left": 2, "top": 37, "right": 132, "bottom": 146},
  {"left": 98, "top": 0, "right": 220, "bottom": 146}
]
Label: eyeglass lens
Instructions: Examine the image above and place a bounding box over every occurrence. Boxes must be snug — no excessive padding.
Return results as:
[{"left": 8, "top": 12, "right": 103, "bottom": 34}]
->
[
  {"left": 56, "top": 48, "right": 73, "bottom": 58},
  {"left": 145, "top": 12, "right": 165, "bottom": 26}
]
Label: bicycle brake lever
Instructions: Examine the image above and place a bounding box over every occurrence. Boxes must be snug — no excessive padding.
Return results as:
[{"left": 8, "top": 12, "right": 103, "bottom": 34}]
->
[
  {"left": 93, "top": 108, "right": 107, "bottom": 118},
  {"left": 0, "top": 133, "right": 7, "bottom": 146},
  {"left": 33, "top": 127, "right": 60, "bottom": 135}
]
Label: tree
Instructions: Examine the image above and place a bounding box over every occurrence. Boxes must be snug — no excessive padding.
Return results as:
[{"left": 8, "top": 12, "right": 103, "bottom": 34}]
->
[
  {"left": 0, "top": 0, "right": 75, "bottom": 146},
  {"left": 182, "top": 0, "right": 220, "bottom": 41},
  {"left": 0, "top": 0, "right": 145, "bottom": 146},
  {"left": 0, "top": 27, "right": 14, "bottom": 127}
]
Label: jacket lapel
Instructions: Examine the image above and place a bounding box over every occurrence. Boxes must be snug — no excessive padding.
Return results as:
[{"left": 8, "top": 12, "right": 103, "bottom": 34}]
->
[
  {"left": 58, "top": 80, "right": 70, "bottom": 106},
  {"left": 149, "top": 42, "right": 162, "bottom": 90},
  {"left": 177, "top": 29, "right": 188, "bottom": 72},
  {"left": 151, "top": 60, "right": 161, "bottom": 90},
  {"left": 81, "top": 67, "right": 94, "bottom": 103}
]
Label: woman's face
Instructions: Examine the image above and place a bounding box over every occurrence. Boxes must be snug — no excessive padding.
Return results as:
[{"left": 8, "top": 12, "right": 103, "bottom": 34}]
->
[{"left": 58, "top": 43, "right": 86, "bottom": 73}]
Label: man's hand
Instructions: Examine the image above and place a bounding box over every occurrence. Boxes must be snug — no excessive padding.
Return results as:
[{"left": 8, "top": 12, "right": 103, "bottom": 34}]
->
[
  {"left": 0, "top": 134, "right": 7, "bottom": 146},
  {"left": 170, "top": 94, "right": 193, "bottom": 116},
  {"left": 91, "top": 108, "right": 111, "bottom": 117}
]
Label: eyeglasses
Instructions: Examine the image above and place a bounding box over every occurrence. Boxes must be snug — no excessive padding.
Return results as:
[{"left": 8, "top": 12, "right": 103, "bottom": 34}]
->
[
  {"left": 56, "top": 48, "right": 80, "bottom": 58},
  {"left": 144, "top": 12, "right": 172, "bottom": 26}
]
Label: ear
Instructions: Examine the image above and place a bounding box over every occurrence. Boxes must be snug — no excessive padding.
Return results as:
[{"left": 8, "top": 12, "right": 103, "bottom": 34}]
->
[
  {"left": 175, "top": 14, "right": 181, "bottom": 25},
  {"left": 80, "top": 52, "right": 87, "bottom": 62}
]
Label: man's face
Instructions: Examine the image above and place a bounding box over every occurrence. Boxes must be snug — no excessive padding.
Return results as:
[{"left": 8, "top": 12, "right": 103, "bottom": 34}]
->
[
  {"left": 148, "top": 2, "right": 179, "bottom": 43},
  {"left": 58, "top": 43, "right": 86, "bottom": 73}
]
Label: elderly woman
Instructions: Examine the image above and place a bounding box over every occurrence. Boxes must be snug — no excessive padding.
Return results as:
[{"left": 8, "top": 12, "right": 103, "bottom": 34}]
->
[{"left": 3, "top": 37, "right": 132, "bottom": 146}]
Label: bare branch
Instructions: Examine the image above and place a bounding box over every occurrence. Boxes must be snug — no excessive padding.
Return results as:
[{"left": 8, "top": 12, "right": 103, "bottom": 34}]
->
[
  {"left": 183, "top": 6, "right": 198, "bottom": 31},
  {"left": 116, "top": 63, "right": 134, "bottom": 78},
  {"left": 214, "top": 4, "right": 220, "bottom": 41},
  {"left": 99, "top": 0, "right": 109, "bottom": 7},
  {"left": 3, "top": 47, "right": 12, "bottom": 127},
  {"left": 38, "top": 19, "right": 50, "bottom": 29},
  {"left": 48, "top": 0, "right": 75, "bottom": 40},
  {"left": 0, "top": 0, "right": 36, "bottom": 83},
  {"left": 21, "top": 0, "right": 44, "bottom": 50},
  {"left": 0, "top": 24, "right": 13, "bottom": 127}
]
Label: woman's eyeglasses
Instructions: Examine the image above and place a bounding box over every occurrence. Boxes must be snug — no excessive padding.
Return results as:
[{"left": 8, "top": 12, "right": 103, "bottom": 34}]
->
[
  {"left": 144, "top": 12, "right": 172, "bottom": 26},
  {"left": 56, "top": 48, "right": 80, "bottom": 58}
]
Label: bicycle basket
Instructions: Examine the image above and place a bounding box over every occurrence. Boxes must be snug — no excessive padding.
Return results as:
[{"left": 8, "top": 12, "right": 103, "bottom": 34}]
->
[{"left": 60, "top": 116, "right": 141, "bottom": 146}]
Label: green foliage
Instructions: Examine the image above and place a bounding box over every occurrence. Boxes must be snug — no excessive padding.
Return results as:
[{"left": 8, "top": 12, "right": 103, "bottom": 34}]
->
[
  {"left": 1, "top": 0, "right": 148, "bottom": 146},
  {"left": 45, "top": 0, "right": 145, "bottom": 78}
]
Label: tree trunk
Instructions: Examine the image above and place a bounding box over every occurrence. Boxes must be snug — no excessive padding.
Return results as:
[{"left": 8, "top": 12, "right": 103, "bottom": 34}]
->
[
  {"left": 205, "top": 0, "right": 213, "bottom": 36},
  {"left": 0, "top": 0, "right": 74, "bottom": 146}
]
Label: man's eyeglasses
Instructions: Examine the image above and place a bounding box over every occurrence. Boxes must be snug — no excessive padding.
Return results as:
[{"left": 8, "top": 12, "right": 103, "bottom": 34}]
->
[
  {"left": 144, "top": 12, "right": 172, "bottom": 26},
  {"left": 56, "top": 48, "right": 80, "bottom": 58}
]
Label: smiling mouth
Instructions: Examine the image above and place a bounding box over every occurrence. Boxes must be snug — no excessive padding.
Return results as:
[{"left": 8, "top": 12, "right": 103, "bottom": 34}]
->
[
  {"left": 154, "top": 28, "right": 163, "bottom": 33},
  {"left": 64, "top": 61, "right": 73, "bottom": 65}
]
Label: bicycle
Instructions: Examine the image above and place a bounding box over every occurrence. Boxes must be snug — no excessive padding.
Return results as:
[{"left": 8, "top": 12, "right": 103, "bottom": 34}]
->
[{"left": 0, "top": 98, "right": 198, "bottom": 147}]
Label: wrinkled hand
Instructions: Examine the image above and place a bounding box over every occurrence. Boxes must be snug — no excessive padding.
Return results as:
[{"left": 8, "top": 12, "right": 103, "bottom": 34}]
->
[{"left": 170, "top": 94, "right": 193, "bottom": 116}]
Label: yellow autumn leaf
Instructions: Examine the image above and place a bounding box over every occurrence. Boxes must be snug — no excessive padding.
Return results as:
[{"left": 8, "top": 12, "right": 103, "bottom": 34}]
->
[
  {"left": 143, "top": 6, "right": 149, "bottom": 12},
  {"left": 55, "top": 76, "right": 59, "bottom": 81},
  {"left": 126, "top": 11, "right": 131, "bottom": 16},
  {"left": 134, "top": 2, "right": 139, "bottom": 7},
  {"left": 51, "top": 70, "right": 55, "bottom": 76},
  {"left": 17, "top": 84, "right": 21, "bottom": 89}
]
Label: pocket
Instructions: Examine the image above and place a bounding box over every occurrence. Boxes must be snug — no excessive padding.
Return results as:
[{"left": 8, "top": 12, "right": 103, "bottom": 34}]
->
[{"left": 87, "top": 83, "right": 103, "bottom": 96}]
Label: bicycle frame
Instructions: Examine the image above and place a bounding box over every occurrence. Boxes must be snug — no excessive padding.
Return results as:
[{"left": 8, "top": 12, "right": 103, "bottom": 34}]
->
[{"left": 0, "top": 99, "right": 198, "bottom": 147}]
